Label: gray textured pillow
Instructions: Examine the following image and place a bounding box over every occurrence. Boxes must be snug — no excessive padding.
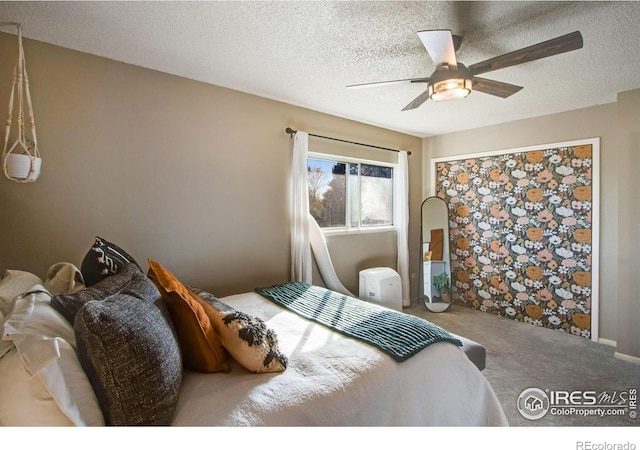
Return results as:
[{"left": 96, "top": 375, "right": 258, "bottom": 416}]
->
[
  {"left": 74, "top": 294, "right": 182, "bottom": 426},
  {"left": 51, "top": 263, "right": 148, "bottom": 324},
  {"left": 191, "top": 287, "right": 234, "bottom": 312}
]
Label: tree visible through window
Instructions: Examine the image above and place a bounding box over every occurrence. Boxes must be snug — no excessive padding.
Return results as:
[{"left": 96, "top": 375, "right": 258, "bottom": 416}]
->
[{"left": 307, "top": 157, "right": 393, "bottom": 229}]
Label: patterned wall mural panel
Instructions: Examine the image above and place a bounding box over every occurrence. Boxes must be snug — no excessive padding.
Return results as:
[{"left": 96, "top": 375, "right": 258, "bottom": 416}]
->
[{"left": 434, "top": 140, "right": 598, "bottom": 339}]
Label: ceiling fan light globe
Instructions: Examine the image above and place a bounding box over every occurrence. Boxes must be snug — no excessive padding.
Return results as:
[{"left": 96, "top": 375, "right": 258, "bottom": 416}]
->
[{"left": 429, "top": 78, "right": 472, "bottom": 102}]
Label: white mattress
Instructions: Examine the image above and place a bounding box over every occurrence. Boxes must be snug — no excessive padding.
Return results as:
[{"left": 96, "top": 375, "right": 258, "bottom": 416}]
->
[{"left": 172, "top": 292, "right": 508, "bottom": 426}]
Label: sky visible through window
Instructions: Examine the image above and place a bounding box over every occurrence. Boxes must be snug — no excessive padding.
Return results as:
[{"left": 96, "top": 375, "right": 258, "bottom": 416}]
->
[{"left": 307, "top": 159, "right": 335, "bottom": 195}]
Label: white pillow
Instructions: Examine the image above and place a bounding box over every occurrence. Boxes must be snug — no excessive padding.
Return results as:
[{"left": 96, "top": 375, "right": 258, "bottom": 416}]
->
[
  {"left": 0, "top": 347, "right": 75, "bottom": 426},
  {"left": 0, "top": 269, "right": 43, "bottom": 319},
  {"left": 2, "top": 286, "right": 104, "bottom": 426},
  {"left": 44, "top": 262, "right": 85, "bottom": 295},
  {"left": 0, "top": 270, "right": 43, "bottom": 358}
]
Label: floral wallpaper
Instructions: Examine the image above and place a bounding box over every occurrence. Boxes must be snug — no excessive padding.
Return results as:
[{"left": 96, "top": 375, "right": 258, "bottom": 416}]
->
[{"left": 435, "top": 143, "right": 595, "bottom": 339}]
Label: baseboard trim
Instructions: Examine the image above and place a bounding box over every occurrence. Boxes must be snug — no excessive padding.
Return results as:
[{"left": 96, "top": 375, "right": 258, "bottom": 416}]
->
[
  {"left": 598, "top": 338, "right": 617, "bottom": 347},
  {"left": 597, "top": 339, "right": 640, "bottom": 365},
  {"left": 614, "top": 351, "right": 640, "bottom": 365}
]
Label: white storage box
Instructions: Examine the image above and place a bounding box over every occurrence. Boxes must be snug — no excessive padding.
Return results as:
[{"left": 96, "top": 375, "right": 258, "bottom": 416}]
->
[{"left": 358, "top": 267, "right": 402, "bottom": 311}]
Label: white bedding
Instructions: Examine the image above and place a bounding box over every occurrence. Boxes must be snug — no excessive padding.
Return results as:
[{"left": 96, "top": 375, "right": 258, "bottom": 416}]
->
[
  {"left": 0, "top": 271, "right": 507, "bottom": 427},
  {"left": 173, "top": 292, "right": 508, "bottom": 426}
]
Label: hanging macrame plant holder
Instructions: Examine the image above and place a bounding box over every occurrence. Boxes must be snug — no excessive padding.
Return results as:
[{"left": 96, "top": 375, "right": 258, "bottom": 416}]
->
[{"left": 2, "top": 24, "right": 41, "bottom": 183}]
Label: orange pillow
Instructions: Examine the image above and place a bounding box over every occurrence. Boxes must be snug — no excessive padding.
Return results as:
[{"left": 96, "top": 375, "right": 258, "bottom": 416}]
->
[{"left": 147, "top": 259, "right": 228, "bottom": 373}]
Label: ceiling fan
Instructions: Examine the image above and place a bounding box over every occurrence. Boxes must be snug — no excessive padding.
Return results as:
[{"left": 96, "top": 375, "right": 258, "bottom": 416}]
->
[{"left": 347, "top": 29, "right": 583, "bottom": 110}]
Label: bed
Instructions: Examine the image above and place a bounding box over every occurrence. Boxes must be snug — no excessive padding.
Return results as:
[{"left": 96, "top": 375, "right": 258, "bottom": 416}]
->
[
  {"left": 0, "top": 241, "right": 508, "bottom": 427},
  {"left": 173, "top": 290, "right": 506, "bottom": 426}
]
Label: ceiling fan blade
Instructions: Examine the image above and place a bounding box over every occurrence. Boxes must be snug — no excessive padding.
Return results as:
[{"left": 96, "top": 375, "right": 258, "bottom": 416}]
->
[
  {"left": 418, "top": 29, "right": 458, "bottom": 66},
  {"left": 347, "top": 77, "right": 429, "bottom": 90},
  {"left": 401, "top": 89, "right": 431, "bottom": 111},
  {"left": 473, "top": 77, "right": 523, "bottom": 98},
  {"left": 469, "top": 31, "right": 583, "bottom": 76}
]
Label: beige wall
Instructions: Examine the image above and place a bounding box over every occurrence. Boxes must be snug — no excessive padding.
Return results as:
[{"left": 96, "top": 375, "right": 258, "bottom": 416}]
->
[
  {"left": 0, "top": 34, "right": 422, "bottom": 300},
  {"left": 616, "top": 88, "right": 640, "bottom": 360},
  {"left": 3, "top": 33, "right": 636, "bottom": 359},
  {"left": 423, "top": 96, "right": 639, "bottom": 359}
]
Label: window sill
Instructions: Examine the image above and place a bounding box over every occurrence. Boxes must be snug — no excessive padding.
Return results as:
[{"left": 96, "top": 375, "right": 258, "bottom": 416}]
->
[{"left": 321, "top": 226, "right": 397, "bottom": 237}]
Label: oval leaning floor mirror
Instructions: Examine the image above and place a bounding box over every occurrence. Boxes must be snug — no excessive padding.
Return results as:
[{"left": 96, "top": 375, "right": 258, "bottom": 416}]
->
[{"left": 420, "top": 196, "right": 452, "bottom": 312}]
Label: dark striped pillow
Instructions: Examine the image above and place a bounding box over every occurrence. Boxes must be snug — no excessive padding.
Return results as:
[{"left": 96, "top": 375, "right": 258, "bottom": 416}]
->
[{"left": 80, "top": 236, "right": 141, "bottom": 287}]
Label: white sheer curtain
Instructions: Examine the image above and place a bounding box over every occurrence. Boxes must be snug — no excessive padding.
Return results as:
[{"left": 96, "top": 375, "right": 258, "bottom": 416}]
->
[
  {"left": 396, "top": 151, "right": 410, "bottom": 307},
  {"left": 290, "top": 131, "right": 312, "bottom": 283}
]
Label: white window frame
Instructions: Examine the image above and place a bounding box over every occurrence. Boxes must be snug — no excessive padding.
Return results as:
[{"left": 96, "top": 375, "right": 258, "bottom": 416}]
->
[{"left": 308, "top": 151, "right": 397, "bottom": 236}]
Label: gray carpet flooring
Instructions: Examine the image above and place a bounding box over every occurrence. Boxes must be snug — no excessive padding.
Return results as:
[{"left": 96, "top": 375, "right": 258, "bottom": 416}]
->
[{"left": 404, "top": 302, "right": 640, "bottom": 427}]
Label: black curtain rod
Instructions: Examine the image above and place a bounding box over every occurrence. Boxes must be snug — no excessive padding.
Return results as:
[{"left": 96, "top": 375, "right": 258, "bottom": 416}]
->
[{"left": 285, "top": 127, "right": 411, "bottom": 156}]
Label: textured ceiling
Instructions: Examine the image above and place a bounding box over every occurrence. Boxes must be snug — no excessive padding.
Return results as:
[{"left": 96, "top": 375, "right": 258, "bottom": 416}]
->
[{"left": 1, "top": 1, "right": 640, "bottom": 137}]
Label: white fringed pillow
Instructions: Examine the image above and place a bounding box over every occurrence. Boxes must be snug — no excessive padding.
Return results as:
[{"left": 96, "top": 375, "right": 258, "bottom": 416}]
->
[{"left": 193, "top": 288, "right": 288, "bottom": 374}]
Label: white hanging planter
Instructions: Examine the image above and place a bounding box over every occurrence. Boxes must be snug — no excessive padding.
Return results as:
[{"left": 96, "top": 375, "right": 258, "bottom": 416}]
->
[
  {"left": 2, "top": 23, "right": 42, "bottom": 183},
  {"left": 4, "top": 153, "right": 41, "bottom": 181}
]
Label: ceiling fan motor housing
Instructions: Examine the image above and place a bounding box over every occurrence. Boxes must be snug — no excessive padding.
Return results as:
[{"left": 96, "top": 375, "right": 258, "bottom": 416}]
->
[{"left": 428, "top": 63, "right": 474, "bottom": 101}]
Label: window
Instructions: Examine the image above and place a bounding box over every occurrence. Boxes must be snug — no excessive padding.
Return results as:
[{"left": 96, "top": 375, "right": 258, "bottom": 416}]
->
[{"left": 307, "top": 154, "right": 394, "bottom": 230}]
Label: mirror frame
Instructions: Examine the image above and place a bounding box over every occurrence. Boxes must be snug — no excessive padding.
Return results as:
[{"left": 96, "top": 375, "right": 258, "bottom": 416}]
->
[{"left": 420, "top": 196, "right": 452, "bottom": 312}]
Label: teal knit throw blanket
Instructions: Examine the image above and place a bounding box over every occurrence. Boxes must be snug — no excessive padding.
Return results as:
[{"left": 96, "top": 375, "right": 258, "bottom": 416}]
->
[{"left": 255, "top": 282, "right": 462, "bottom": 362}]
